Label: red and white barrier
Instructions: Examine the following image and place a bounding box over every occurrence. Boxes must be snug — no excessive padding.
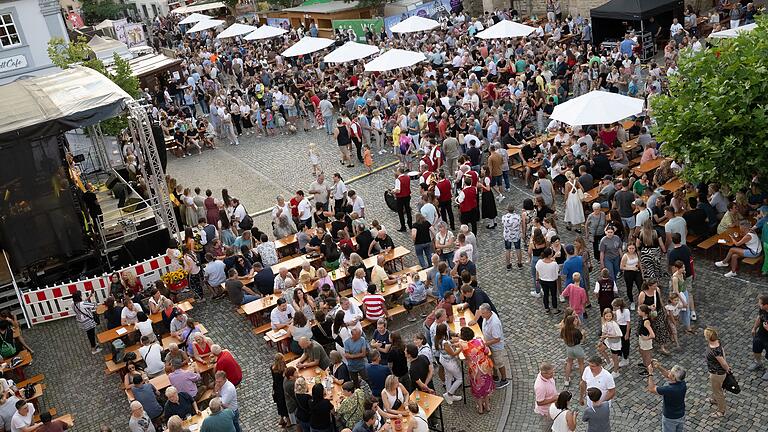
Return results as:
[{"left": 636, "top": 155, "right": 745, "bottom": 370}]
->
[{"left": 22, "top": 254, "right": 173, "bottom": 325}]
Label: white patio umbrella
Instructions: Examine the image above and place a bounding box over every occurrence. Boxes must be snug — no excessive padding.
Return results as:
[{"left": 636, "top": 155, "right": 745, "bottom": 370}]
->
[
  {"left": 281, "top": 36, "right": 335, "bottom": 57},
  {"left": 179, "top": 13, "right": 211, "bottom": 25},
  {"left": 475, "top": 19, "right": 536, "bottom": 39},
  {"left": 243, "top": 25, "right": 288, "bottom": 41},
  {"left": 186, "top": 19, "right": 224, "bottom": 34},
  {"left": 390, "top": 15, "right": 440, "bottom": 33},
  {"left": 550, "top": 90, "right": 644, "bottom": 126},
  {"left": 324, "top": 41, "right": 379, "bottom": 63},
  {"left": 709, "top": 22, "right": 758, "bottom": 38},
  {"left": 364, "top": 49, "right": 426, "bottom": 72},
  {"left": 216, "top": 23, "right": 258, "bottom": 39}
]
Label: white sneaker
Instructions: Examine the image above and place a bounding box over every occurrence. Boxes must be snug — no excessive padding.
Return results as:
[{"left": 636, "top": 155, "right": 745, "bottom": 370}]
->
[
  {"left": 451, "top": 394, "right": 463, "bottom": 401},
  {"left": 619, "top": 359, "right": 629, "bottom": 367},
  {"left": 91, "top": 346, "right": 102, "bottom": 354},
  {"left": 611, "top": 370, "right": 621, "bottom": 378},
  {"left": 691, "top": 311, "right": 697, "bottom": 321},
  {"left": 630, "top": 302, "right": 636, "bottom": 310},
  {"left": 564, "top": 379, "right": 570, "bottom": 387},
  {"left": 715, "top": 261, "right": 729, "bottom": 267},
  {"left": 724, "top": 271, "right": 737, "bottom": 278},
  {"left": 530, "top": 291, "right": 539, "bottom": 297},
  {"left": 442, "top": 392, "right": 453, "bottom": 405}
]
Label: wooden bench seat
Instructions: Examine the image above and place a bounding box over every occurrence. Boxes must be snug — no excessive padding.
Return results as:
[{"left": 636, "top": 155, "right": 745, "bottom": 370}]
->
[
  {"left": 33, "top": 408, "right": 56, "bottom": 423},
  {"left": 686, "top": 233, "right": 703, "bottom": 246},
  {"left": 16, "top": 374, "right": 44, "bottom": 389},
  {"left": 362, "top": 305, "right": 407, "bottom": 328},
  {"left": 743, "top": 256, "right": 764, "bottom": 266},
  {"left": 252, "top": 323, "right": 272, "bottom": 335}
]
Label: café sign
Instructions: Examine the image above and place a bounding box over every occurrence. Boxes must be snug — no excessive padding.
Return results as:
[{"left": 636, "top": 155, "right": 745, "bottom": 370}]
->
[{"left": 0, "top": 55, "right": 27, "bottom": 73}]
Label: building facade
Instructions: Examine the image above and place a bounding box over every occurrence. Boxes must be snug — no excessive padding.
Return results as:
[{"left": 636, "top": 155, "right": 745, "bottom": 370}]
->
[{"left": 0, "top": 0, "right": 69, "bottom": 84}]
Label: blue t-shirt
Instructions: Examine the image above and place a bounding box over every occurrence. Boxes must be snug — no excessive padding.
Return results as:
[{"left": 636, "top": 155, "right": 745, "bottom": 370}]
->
[
  {"left": 620, "top": 39, "right": 635, "bottom": 57},
  {"left": 656, "top": 381, "right": 687, "bottom": 419},
  {"left": 344, "top": 336, "right": 368, "bottom": 372},
  {"left": 365, "top": 363, "right": 391, "bottom": 397},
  {"left": 132, "top": 384, "right": 163, "bottom": 419},
  {"left": 582, "top": 402, "right": 611, "bottom": 432},
  {"left": 434, "top": 273, "right": 457, "bottom": 298},
  {"left": 562, "top": 256, "right": 584, "bottom": 287}
]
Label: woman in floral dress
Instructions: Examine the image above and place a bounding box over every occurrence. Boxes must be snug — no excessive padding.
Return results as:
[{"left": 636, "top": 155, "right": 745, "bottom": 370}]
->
[{"left": 459, "top": 327, "right": 494, "bottom": 414}]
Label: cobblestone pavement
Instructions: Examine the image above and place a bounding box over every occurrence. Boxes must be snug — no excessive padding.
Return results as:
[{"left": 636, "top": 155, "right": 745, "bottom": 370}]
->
[{"left": 20, "top": 128, "right": 768, "bottom": 431}]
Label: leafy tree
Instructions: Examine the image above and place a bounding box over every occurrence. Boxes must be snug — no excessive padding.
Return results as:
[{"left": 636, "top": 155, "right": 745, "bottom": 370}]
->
[
  {"left": 651, "top": 15, "right": 768, "bottom": 191},
  {"left": 80, "top": 0, "right": 127, "bottom": 23},
  {"left": 47, "top": 37, "right": 140, "bottom": 135}
]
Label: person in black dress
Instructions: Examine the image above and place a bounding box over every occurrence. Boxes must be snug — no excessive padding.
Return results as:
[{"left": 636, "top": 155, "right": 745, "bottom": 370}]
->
[
  {"left": 271, "top": 354, "right": 290, "bottom": 427},
  {"left": 309, "top": 383, "right": 335, "bottom": 432}
]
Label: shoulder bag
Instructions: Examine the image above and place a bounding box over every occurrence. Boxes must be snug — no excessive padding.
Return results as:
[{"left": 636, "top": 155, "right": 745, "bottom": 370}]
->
[{"left": 720, "top": 346, "right": 741, "bottom": 394}]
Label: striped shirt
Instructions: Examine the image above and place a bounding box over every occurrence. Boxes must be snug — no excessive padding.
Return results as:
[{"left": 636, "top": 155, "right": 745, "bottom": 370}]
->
[{"left": 362, "top": 294, "right": 386, "bottom": 320}]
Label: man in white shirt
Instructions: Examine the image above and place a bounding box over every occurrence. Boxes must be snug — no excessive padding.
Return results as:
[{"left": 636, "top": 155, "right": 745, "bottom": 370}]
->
[
  {"left": 271, "top": 195, "right": 291, "bottom": 222},
  {"left": 334, "top": 297, "right": 364, "bottom": 328},
  {"left": 10, "top": 401, "right": 35, "bottom": 432},
  {"left": 479, "top": 304, "right": 509, "bottom": 388},
  {"left": 121, "top": 298, "right": 141, "bottom": 326},
  {"left": 231, "top": 198, "right": 247, "bottom": 224},
  {"left": 296, "top": 190, "right": 313, "bottom": 227},
  {"left": 214, "top": 371, "right": 241, "bottom": 431},
  {"left": 579, "top": 356, "right": 616, "bottom": 408},
  {"left": 670, "top": 17, "right": 683, "bottom": 35},
  {"left": 308, "top": 173, "right": 331, "bottom": 211},
  {"left": 139, "top": 336, "right": 166, "bottom": 377},
  {"left": 270, "top": 298, "right": 295, "bottom": 331},
  {"left": 348, "top": 190, "right": 365, "bottom": 218}
]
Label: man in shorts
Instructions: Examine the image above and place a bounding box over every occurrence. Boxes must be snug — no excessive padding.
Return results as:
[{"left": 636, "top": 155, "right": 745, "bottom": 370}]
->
[
  {"left": 479, "top": 303, "right": 510, "bottom": 388},
  {"left": 501, "top": 204, "right": 522, "bottom": 269}
]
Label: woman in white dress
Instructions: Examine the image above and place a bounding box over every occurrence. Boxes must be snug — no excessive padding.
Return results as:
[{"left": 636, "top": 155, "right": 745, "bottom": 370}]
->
[{"left": 563, "top": 171, "right": 586, "bottom": 232}]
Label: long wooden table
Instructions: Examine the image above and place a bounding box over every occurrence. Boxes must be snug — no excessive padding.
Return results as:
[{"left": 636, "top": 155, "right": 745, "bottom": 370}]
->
[
  {"left": 97, "top": 301, "right": 194, "bottom": 344},
  {"left": 661, "top": 178, "right": 685, "bottom": 193},
  {"left": 270, "top": 254, "right": 323, "bottom": 275},
  {"left": 1, "top": 350, "right": 32, "bottom": 379},
  {"left": 698, "top": 227, "right": 746, "bottom": 251},
  {"left": 632, "top": 157, "right": 667, "bottom": 176}
]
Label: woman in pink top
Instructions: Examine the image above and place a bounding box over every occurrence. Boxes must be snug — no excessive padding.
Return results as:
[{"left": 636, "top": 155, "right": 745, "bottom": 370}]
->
[
  {"left": 640, "top": 142, "right": 658, "bottom": 164},
  {"left": 561, "top": 272, "right": 588, "bottom": 321}
]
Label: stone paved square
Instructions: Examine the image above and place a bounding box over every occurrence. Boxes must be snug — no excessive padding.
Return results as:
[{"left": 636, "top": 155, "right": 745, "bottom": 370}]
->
[{"left": 21, "top": 128, "right": 768, "bottom": 432}]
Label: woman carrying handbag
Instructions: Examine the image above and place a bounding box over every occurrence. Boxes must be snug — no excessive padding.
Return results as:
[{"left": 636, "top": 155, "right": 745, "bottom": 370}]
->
[{"left": 704, "top": 327, "right": 732, "bottom": 418}]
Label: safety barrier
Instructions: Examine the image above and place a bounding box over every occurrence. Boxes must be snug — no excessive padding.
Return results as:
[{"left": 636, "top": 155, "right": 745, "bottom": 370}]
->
[{"left": 22, "top": 254, "right": 173, "bottom": 325}]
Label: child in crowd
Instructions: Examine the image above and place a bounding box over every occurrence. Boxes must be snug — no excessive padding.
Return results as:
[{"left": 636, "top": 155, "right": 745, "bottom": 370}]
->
[
  {"left": 665, "top": 292, "right": 684, "bottom": 349},
  {"left": 404, "top": 273, "right": 427, "bottom": 322},
  {"left": 308, "top": 142, "right": 321, "bottom": 177},
  {"left": 363, "top": 144, "right": 373, "bottom": 172}
]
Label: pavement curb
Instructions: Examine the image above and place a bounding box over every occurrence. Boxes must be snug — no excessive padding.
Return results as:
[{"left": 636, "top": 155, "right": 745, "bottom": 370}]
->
[
  {"left": 495, "top": 347, "right": 514, "bottom": 432},
  {"left": 250, "top": 159, "right": 400, "bottom": 217}
]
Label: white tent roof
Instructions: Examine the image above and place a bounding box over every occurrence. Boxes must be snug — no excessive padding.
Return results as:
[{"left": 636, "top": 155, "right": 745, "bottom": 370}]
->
[
  {"left": 186, "top": 19, "right": 224, "bottom": 33},
  {"left": 475, "top": 19, "right": 536, "bottom": 39},
  {"left": 364, "top": 48, "right": 426, "bottom": 72},
  {"left": 172, "top": 1, "right": 225, "bottom": 14},
  {"left": 179, "top": 12, "right": 212, "bottom": 25},
  {"left": 0, "top": 65, "right": 131, "bottom": 140},
  {"left": 94, "top": 19, "right": 116, "bottom": 30},
  {"left": 324, "top": 41, "right": 379, "bottom": 63},
  {"left": 243, "top": 25, "right": 287, "bottom": 40},
  {"left": 216, "top": 23, "right": 257, "bottom": 39},
  {"left": 390, "top": 15, "right": 440, "bottom": 33},
  {"left": 709, "top": 22, "right": 758, "bottom": 38},
  {"left": 550, "top": 90, "right": 644, "bottom": 126},
  {"left": 281, "top": 36, "right": 335, "bottom": 57},
  {"left": 106, "top": 53, "right": 182, "bottom": 78},
  {"left": 87, "top": 36, "right": 132, "bottom": 63}
]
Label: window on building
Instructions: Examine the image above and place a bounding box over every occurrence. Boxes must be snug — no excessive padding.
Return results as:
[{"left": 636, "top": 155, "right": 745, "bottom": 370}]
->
[
  {"left": 0, "top": 13, "right": 21, "bottom": 48},
  {"left": 141, "top": 4, "right": 148, "bottom": 18},
  {"left": 151, "top": 4, "right": 158, "bottom": 17}
]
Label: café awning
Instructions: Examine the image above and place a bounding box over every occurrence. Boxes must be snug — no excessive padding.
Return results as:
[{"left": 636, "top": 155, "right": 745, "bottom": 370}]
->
[
  {"left": 172, "top": 1, "right": 226, "bottom": 14},
  {"left": 186, "top": 19, "right": 224, "bottom": 33}
]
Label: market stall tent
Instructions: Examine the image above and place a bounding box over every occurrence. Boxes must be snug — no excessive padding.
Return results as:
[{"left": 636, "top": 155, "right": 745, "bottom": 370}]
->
[{"left": 590, "top": 0, "right": 683, "bottom": 45}]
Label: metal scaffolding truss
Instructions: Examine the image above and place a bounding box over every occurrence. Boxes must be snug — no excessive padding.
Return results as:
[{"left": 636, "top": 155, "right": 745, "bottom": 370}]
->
[{"left": 125, "top": 100, "right": 180, "bottom": 243}]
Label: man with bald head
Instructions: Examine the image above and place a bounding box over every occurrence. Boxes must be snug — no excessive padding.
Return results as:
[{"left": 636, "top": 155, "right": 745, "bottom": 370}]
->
[
  {"left": 295, "top": 337, "right": 330, "bottom": 370},
  {"left": 201, "top": 397, "right": 236, "bottom": 432},
  {"left": 128, "top": 400, "right": 155, "bottom": 432}
]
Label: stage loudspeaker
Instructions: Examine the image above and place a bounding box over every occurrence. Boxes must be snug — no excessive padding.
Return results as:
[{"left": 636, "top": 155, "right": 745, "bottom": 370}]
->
[
  {"left": 106, "top": 173, "right": 120, "bottom": 189},
  {"left": 73, "top": 154, "right": 85, "bottom": 163},
  {"left": 152, "top": 123, "right": 167, "bottom": 171}
]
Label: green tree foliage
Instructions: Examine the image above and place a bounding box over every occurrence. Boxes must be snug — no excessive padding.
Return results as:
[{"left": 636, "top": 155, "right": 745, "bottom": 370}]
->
[
  {"left": 651, "top": 16, "right": 768, "bottom": 191},
  {"left": 80, "top": 0, "right": 127, "bottom": 23},
  {"left": 47, "top": 37, "right": 140, "bottom": 135}
]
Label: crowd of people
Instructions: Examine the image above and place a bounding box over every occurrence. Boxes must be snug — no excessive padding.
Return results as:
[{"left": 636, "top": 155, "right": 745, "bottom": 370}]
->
[{"left": 63, "top": 2, "right": 768, "bottom": 431}]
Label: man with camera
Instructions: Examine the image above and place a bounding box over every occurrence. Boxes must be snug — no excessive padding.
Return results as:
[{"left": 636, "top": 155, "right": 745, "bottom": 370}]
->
[{"left": 646, "top": 360, "right": 687, "bottom": 432}]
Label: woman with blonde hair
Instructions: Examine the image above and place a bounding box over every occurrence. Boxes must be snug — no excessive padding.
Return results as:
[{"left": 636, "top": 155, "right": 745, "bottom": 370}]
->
[
  {"left": 166, "top": 415, "right": 190, "bottom": 432},
  {"left": 704, "top": 327, "right": 731, "bottom": 418},
  {"left": 381, "top": 375, "right": 410, "bottom": 414},
  {"left": 294, "top": 376, "right": 313, "bottom": 432}
]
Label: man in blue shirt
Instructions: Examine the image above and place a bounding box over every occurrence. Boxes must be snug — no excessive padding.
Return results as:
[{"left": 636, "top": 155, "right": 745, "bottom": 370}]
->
[
  {"left": 365, "top": 351, "right": 391, "bottom": 397},
  {"left": 343, "top": 326, "right": 369, "bottom": 387},
  {"left": 562, "top": 245, "right": 584, "bottom": 287},
  {"left": 647, "top": 362, "right": 687, "bottom": 432},
  {"left": 620, "top": 34, "right": 636, "bottom": 58}
]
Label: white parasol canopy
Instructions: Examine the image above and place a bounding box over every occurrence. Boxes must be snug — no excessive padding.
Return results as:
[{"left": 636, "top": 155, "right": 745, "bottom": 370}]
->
[
  {"left": 179, "top": 13, "right": 212, "bottom": 25},
  {"left": 281, "top": 36, "right": 335, "bottom": 57},
  {"left": 324, "top": 41, "right": 379, "bottom": 63},
  {"left": 390, "top": 15, "right": 440, "bottom": 33},
  {"left": 216, "top": 23, "right": 258, "bottom": 39},
  {"left": 475, "top": 19, "right": 536, "bottom": 39},
  {"left": 364, "top": 48, "right": 426, "bottom": 72},
  {"left": 243, "top": 25, "right": 288, "bottom": 40},
  {"left": 709, "top": 22, "right": 758, "bottom": 38},
  {"left": 550, "top": 90, "right": 644, "bottom": 126},
  {"left": 172, "top": 1, "right": 225, "bottom": 14},
  {"left": 186, "top": 19, "right": 224, "bottom": 33}
]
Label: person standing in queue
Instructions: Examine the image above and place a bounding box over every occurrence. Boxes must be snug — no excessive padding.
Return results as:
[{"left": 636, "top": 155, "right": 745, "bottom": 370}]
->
[
  {"left": 393, "top": 167, "right": 413, "bottom": 232},
  {"left": 457, "top": 176, "right": 479, "bottom": 234}
]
